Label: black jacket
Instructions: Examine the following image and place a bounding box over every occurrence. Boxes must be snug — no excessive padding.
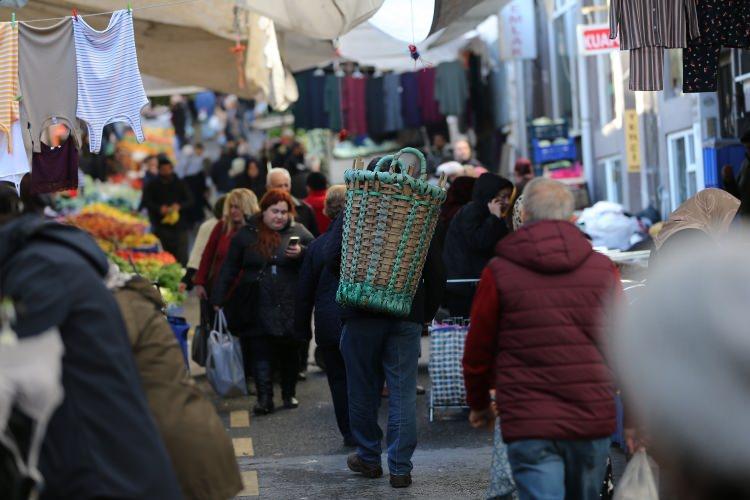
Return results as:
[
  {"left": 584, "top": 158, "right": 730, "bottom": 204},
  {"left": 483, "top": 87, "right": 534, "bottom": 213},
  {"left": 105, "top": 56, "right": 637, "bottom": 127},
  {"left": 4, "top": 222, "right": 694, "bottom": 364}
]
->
[
  {"left": 323, "top": 215, "right": 445, "bottom": 325},
  {"left": 141, "top": 174, "right": 194, "bottom": 230},
  {"left": 213, "top": 215, "right": 314, "bottom": 337},
  {"left": 295, "top": 197, "right": 320, "bottom": 237},
  {"left": 295, "top": 230, "right": 342, "bottom": 347},
  {"left": 0, "top": 215, "right": 181, "bottom": 500},
  {"left": 443, "top": 173, "right": 512, "bottom": 289}
]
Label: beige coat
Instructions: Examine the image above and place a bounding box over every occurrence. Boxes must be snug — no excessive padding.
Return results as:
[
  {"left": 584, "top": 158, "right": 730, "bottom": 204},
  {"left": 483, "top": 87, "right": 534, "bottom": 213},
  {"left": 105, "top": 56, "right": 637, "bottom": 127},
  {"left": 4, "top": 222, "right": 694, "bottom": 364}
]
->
[{"left": 114, "top": 277, "right": 242, "bottom": 500}]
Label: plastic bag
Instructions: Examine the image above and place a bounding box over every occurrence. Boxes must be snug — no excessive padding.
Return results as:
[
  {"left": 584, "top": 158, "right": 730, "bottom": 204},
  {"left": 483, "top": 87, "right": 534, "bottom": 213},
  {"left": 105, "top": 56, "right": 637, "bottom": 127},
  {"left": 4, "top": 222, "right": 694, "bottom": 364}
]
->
[
  {"left": 190, "top": 324, "right": 208, "bottom": 367},
  {"left": 205, "top": 310, "right": 247, "bottom": 398},
  {"left": 613, "top": 450, "right": 659, "bottom": 500}
]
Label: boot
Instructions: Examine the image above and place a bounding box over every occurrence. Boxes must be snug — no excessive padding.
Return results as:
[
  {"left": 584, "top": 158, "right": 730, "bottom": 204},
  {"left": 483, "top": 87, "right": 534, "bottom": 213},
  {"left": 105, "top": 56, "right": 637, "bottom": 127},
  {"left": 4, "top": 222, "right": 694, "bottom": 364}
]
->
[{"left": 252, "top": 364, "right": 274, "bottom": 416}]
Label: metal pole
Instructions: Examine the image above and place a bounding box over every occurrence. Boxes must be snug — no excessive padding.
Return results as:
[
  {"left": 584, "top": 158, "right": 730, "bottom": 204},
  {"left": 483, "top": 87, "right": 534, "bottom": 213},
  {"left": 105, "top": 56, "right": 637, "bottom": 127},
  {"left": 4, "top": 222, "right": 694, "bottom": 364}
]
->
[{"left": 577, "top": 27, "right": 595, "bottom": 197}]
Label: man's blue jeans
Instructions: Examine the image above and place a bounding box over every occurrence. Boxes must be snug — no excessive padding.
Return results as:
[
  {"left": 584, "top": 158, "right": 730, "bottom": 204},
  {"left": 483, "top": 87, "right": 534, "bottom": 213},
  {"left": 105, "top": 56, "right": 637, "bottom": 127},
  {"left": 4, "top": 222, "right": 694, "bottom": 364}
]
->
[
  {"left": 340, "top": 317, "right": 422, "bottom": 475},
  {"left": 506, "top": 438, "right": 610, "bottom": 500}
]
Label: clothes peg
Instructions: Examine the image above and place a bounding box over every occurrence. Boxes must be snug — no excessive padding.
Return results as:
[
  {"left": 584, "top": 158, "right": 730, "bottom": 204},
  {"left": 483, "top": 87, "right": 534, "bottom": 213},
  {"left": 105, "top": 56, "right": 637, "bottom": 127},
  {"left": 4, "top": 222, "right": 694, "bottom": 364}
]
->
[
  {"left": 72, "top": 8, "right": 78, "bottom": 20},
  {"left": 127, "top": 2, "right": 132, "bottom": 13},
  {"left": 10, "top": 13, "right": 16, "bottom": 30}
]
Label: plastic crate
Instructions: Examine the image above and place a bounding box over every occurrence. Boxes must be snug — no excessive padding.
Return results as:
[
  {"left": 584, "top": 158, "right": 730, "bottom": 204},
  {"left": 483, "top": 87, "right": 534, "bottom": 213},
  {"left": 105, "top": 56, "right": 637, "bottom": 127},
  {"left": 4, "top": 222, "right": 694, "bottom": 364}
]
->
[
  {"left": 532, "top": 138, "right": 577, "bottom": 164},
  {"left": 529, "top": 121, "right": 568, "bottom": 141}
]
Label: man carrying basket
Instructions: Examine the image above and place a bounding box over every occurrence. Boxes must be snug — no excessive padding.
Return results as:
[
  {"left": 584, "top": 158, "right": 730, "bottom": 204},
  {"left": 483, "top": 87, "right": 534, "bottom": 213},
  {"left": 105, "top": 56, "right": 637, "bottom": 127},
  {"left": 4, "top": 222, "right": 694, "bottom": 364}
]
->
[{"left": 325, "top": 151, "right": 446, "bottom": 489}]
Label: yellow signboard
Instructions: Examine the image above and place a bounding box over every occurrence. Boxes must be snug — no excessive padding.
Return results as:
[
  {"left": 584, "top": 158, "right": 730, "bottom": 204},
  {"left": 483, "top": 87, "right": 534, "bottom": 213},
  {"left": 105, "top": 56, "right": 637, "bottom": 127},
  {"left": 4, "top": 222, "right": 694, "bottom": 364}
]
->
[{"left": 624, "top": 109, "right": 641, "bottom": 173}]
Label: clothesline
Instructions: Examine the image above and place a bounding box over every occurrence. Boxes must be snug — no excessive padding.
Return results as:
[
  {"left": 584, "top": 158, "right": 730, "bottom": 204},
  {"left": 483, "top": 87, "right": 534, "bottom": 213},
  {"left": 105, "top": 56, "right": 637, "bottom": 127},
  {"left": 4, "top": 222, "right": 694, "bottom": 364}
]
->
[{"left": 0, "top": 0, "right": 204, "bottom": 25}]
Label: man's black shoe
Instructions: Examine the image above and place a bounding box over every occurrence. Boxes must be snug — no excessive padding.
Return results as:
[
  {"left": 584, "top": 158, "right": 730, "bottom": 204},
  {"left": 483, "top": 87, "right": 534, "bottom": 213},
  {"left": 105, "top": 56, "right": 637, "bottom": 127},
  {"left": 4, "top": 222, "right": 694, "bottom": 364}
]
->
[
  {"left": 390, "top": 473, "right": 412, "bottom": 488},
  {"left": 347, "top": 453, "right": 383, "bottom": 478}
]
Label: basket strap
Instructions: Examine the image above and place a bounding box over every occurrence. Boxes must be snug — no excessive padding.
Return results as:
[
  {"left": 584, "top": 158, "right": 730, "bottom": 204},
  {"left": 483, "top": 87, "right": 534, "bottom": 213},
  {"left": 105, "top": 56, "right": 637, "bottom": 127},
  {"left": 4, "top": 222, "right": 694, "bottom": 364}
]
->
[{"left": 391, "top": 147, "right": 427, "bottom": 179}]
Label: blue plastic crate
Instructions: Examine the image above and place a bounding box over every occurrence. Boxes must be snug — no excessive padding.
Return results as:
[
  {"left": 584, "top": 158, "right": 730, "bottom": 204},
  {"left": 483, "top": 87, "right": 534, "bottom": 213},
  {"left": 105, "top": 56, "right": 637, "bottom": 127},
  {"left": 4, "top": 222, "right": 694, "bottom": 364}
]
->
[
  {"left": 532, "top": 138, "right": 577, "bottom": 164},
  {"left": 529, "top": 122, "right": 568, "bottom": 140}
]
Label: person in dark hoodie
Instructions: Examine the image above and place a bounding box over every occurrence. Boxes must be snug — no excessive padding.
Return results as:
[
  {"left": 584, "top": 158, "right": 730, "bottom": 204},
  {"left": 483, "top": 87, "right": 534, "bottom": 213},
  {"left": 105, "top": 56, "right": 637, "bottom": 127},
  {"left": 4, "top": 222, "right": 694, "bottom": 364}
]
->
[
  {"left": 324, "top": 157, "right": 445, "bottom": 489},
  {"left": 0, "top": 185, "right": 182, "bottom": 500},
  {"left": 295, "top": 185, "right": 354, "bottom": 447},
  {"left": 442, "top": 172, "right": 514, "bottom": 317},
  {"left": 463, "top": 178, "right": 620, "bottom": 500}
]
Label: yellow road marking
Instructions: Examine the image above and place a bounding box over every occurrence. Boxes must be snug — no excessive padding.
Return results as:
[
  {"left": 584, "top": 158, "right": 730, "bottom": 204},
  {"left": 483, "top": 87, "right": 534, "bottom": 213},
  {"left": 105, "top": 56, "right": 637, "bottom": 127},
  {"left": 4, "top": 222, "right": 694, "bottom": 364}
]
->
[
  {"left": 233, "top": 437, "right": 254, "bottom": 457},
  {"left": 230, "top": 410, "right": 250, "bottom": 428},
  {"left": 238, "top": 470, "right": 259, "bottom": 497}
]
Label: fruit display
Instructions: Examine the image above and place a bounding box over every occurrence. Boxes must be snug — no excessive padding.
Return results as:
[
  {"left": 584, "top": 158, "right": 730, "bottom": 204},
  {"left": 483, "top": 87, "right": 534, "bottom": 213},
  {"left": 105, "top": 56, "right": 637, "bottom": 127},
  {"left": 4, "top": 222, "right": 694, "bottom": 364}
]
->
[{"left": 68, "top": 202, "right": 187, "bottom": 306}]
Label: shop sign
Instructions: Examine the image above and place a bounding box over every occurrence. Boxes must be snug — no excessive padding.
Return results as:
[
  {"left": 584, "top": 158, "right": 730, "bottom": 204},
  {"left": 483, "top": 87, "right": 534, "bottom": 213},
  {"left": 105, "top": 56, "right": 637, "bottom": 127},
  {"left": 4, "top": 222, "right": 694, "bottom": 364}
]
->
[
  {"left": 577, "top": 24, "right": 619, "bottom": 56},
  {"left": 499, "top": 0, "right": 537, "bottom": 61},
  {"left": 624, "top": 109, "right": 642, "bottom": 173}
]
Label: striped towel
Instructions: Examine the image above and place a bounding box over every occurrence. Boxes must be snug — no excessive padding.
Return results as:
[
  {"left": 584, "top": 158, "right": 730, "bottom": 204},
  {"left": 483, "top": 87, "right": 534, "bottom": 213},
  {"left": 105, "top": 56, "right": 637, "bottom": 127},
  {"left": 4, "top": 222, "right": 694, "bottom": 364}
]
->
[
  {"left": 74, "top": 10, "right": 148, "bottom": 153},
  {"left": 0, "top": 23, "right": 19, "bottom": 152}
]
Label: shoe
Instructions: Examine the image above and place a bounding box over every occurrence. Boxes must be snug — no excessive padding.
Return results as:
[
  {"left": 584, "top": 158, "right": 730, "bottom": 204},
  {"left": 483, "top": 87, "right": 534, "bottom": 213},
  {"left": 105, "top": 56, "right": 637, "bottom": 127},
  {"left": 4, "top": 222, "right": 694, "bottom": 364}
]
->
[
  {"left": 390, "top": 473, "right": 412, "bottom": 488},
  {"left": 297, "top": 372, "right": 307, "bottom": 381},
  {"left": 347, "top": 453, "right": 383, "bottom": 478},
  {"left": 416, "top": 385, "right": 426, "bottom": 395},
  {"left": 283, "top": 397, "right": 299, "bottom": 409},
  {"left": 253, "top": 395, "right": 275, "bottom": 416}
]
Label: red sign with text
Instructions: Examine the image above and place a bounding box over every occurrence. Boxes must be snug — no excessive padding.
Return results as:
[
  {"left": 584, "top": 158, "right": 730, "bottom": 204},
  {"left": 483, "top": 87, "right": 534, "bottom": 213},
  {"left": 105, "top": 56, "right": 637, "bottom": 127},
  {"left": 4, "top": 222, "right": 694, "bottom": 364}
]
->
[{"left": 577, "top": 24, "right": 620, "bottom": 56}]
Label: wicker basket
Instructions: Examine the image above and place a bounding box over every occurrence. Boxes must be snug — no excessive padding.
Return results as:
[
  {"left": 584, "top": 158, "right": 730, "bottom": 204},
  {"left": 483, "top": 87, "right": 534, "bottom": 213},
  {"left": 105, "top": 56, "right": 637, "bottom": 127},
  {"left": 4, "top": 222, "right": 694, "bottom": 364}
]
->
[{"left": 337, "top": 148, "right": 447, "bottom": 317}]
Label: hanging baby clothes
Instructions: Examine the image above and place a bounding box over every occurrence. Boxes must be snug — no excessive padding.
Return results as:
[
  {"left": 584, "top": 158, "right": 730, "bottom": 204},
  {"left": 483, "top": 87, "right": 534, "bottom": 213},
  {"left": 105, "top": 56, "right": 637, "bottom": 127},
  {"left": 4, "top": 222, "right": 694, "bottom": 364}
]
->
[
  {"left": 324, "top": 74, "right": 343, "bottom": 131},
  {"left": 18, "top": 18, "right": 82, "bottom": 154},
  {"left": 0, "top": 122, "right": 30, "bottom": 189},
  {"left": 31, "top": 135, "right": 79, "bottom": 194},
  {"left": 382, "top": 72, "right": 404, "bottom": 133},
  {"left": 435, "top": 61, "right": 469, "bottom": 117},
  {"left": 73, "top": 10, "right": 148, "bottom": 154},
  {"left": 609, "top": 0, "right": 700, "bottom": 91},
  {"left": 0, "top": 24, "right": 19, "bottom": 153},
  {"left": 341, "top": 76, "right": 367, "bottom": 136},
  {"left": 683, "top": 0, "right": 750, "bottom": 93}
]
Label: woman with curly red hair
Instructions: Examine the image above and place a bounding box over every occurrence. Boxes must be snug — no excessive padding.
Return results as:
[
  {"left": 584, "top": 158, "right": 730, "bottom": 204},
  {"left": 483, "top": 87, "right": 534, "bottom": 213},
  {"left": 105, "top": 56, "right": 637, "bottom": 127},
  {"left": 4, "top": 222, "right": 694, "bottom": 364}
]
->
[{"left": 213, "top": 189, "right": 314, "bottom": 415}]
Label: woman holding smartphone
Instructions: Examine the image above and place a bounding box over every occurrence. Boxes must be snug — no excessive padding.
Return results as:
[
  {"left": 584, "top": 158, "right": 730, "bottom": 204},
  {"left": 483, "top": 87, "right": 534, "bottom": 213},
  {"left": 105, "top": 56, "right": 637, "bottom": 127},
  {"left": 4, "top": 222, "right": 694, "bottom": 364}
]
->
[{"left": 213, "top": 189, "right": 314, "bottom": 415}]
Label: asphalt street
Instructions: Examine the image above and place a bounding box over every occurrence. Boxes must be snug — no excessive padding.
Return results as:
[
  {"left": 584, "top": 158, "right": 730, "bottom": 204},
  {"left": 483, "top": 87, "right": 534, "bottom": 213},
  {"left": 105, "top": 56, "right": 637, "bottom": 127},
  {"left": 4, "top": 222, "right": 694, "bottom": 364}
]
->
[{"left": 196, "top": 340, "right": 495, "bottom": 499}]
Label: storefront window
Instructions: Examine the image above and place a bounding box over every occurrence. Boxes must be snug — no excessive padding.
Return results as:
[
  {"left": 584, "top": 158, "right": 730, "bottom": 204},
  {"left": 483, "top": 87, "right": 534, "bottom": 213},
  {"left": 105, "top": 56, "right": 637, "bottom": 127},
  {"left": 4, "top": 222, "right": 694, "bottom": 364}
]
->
[
  {"left": 599, "top": 156, "right": 624, "bottom": 205},
  {"left": 668, "top": 129, "right": 700, "bottom": 210},
  {"left": 597, "top": 54, "right": 616, "bottom": 125}
]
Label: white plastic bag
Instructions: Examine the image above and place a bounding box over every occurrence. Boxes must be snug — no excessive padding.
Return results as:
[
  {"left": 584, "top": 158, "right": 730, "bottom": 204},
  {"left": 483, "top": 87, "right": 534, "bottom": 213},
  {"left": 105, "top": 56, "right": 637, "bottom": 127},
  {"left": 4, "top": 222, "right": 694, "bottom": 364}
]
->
[
  {"left": 614, "top": 450, "right": 659, "bottom": 500},
  {"left": 205, "top": 310, "right": 247, "bottom": 398}
]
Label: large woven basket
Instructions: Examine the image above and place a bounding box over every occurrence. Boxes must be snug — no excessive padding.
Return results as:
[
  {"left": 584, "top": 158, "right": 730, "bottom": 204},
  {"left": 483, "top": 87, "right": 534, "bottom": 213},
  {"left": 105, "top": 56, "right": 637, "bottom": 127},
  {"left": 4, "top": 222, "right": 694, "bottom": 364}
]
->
[{"left": 337, "top": 148, "right": 447, "bottom": 317}]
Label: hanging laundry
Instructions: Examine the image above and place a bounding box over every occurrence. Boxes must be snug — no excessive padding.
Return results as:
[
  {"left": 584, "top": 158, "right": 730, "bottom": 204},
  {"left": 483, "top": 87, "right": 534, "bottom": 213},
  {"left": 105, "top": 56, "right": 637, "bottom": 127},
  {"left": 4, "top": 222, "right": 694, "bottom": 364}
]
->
[
  {"left": 366, "top": 76, "right": 386, "bottom": 137},
  {"left": 435, "top": 61, "right": 468, "bottom": 117},
  {"left": 382, "top": 73, "right": 403, "bottom": 133},
  {"left": 342, "top": 75, "right": 367, "bottom": 136},
  {"left": 324, "top": 74, "right": 343, "bottom": 131},
  {"left": 245, "top": 13, "right": 298, "bottom": 112},
  {"left": 683, "top": 0, "right": 750, "bottom": 93},
  {"left": 400, "top": 72, "right": 421, "bottom": 129},
  {"left": 416, "top": 67, "right": 443, "bottom": 125},
  {"left": 0, "top": 24, "right": 19, "bottom": 153},
  {"left": 609, "top": 0, "right": 700, "bottom": 91},
  {"left": 308, "top": 72, "right": 328, "bottom": 129},
  {"left": 30, "top": 135, "right": 78, "bottom": 194},
  {"left": 18, "top": 18, "right": 82, "bottom": 154},
  {"left": 0, "top": 122, "right": 29, "bottom": 188},
  {"left": 292, "top": 71, "right": 312, "bottom": 129},
  {"left": 73, "top": 10, "right": 148, "bottom": 154}
]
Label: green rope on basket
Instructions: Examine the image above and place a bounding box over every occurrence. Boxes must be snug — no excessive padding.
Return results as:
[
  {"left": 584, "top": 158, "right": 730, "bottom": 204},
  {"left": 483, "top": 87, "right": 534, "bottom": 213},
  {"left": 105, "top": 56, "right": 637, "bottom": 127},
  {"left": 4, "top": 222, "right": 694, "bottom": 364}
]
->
[{"left": 337, "top": 147, "right": 447, "bottom": 316}]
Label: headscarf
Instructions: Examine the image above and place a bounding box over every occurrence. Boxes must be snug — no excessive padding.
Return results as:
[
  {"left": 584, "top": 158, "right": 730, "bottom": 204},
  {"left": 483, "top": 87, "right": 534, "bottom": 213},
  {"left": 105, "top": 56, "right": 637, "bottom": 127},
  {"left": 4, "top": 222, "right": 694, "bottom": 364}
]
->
[
  {"left": 439, "top": 176, "right": 476, "bottom": 224},
  {"left": 654, "top": 188, "right": 740, "bottom": 250},
  {"left": 512, "top": 194, "right": 525, "bottom": 231}
]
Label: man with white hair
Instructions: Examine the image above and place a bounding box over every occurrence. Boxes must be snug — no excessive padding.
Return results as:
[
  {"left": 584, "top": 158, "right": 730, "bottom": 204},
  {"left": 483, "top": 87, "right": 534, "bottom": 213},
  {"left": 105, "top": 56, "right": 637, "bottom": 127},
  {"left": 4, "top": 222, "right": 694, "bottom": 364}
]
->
[
  {"left": 462, "top": 178, "right": 621, "bottom": 500},
  {"left": 267, "top": 167, "right": 319, "bottom": 237}
]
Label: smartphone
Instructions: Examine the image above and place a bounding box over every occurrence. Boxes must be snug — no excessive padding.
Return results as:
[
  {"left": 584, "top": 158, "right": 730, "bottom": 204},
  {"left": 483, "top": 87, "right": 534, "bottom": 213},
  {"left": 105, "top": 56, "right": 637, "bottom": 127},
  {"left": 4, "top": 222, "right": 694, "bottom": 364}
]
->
[{"left": 288, "top": 236, "right": 300, "bottom": 248}]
